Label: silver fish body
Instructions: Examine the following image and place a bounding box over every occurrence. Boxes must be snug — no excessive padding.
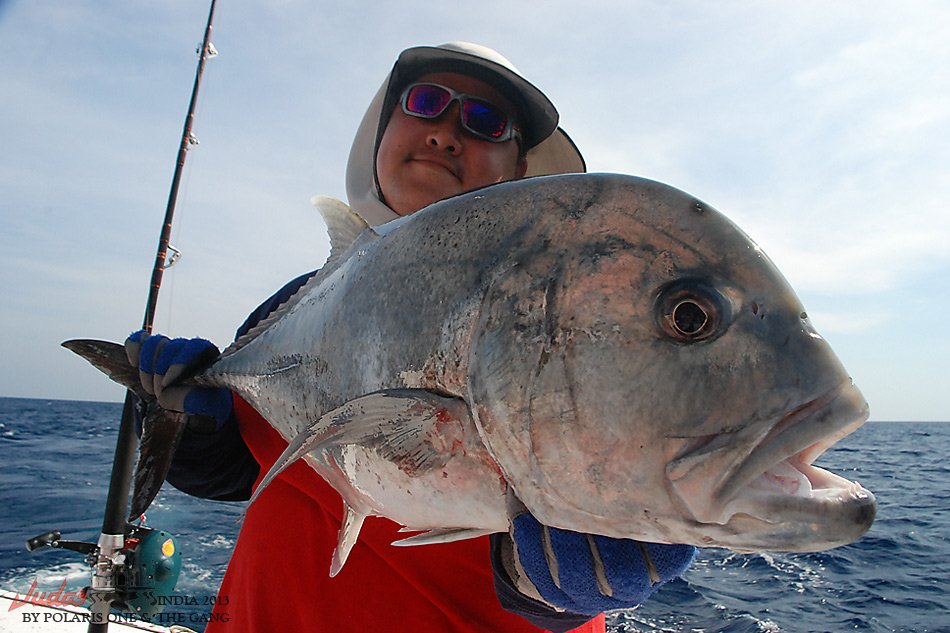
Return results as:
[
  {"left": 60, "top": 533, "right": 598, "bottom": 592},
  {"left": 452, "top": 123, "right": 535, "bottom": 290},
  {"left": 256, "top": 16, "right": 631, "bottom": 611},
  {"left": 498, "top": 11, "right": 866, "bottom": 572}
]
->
[
  {"left": 67, "top": 173, "right": 875, "bottom": 573},
  {"left": 201, "top": 173, "right": 874, "bottom": 557}
]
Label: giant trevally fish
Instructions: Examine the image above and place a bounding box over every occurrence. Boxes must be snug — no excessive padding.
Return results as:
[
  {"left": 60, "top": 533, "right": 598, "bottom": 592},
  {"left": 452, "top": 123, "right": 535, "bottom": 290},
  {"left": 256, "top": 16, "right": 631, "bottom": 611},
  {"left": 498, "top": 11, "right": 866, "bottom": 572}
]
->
[{"left": 66, "top": 173, "right": 876, "bottom": 576}]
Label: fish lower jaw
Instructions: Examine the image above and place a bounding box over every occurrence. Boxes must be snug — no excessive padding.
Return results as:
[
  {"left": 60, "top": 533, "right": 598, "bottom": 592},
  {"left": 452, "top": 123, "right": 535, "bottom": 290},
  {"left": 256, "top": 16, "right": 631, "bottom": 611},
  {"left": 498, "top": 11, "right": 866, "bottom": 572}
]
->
[
  {"left": 677, "top": 456, "right": 871, "bottom": 527},
  {"left": 670, "top": 454, "right": 876, "bottom": 551},
  {"left": 718, "top": 457, "right": 873, "bottom": 525}
]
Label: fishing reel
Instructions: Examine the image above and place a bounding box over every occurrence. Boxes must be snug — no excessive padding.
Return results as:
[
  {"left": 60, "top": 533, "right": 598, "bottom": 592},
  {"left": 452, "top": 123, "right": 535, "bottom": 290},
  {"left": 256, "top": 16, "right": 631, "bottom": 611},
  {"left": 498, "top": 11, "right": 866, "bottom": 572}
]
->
[{"left": 27, "top": 523, "right": 182, "bottom": 619}]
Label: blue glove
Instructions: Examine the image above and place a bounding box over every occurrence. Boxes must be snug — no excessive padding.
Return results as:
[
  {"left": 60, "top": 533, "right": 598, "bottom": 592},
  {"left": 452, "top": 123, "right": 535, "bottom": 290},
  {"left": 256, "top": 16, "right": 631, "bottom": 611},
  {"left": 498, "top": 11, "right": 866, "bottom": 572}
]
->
[
  {"left": 510, "top": 511, "right": 696, "bottom": 616},
  {"left": 125, "top": 330, "right": 233, "bottom": 428}
]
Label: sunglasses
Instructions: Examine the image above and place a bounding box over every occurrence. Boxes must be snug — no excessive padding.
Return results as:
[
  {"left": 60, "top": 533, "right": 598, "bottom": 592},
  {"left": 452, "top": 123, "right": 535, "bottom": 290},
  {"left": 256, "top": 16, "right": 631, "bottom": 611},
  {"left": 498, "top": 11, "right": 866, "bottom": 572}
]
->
[{"left": 400, "top": 82, "right": 520, "bottom": 143}]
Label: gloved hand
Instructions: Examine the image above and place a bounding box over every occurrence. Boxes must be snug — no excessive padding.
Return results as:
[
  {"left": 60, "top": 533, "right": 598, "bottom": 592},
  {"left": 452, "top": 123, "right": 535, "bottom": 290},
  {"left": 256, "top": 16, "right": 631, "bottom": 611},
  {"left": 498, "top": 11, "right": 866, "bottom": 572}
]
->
[
  {"left": 509, "top": 509, "right": 696, "bottom": 616},
  {"left": 125, "top": 330, "right": 233, "bottom": 428}
]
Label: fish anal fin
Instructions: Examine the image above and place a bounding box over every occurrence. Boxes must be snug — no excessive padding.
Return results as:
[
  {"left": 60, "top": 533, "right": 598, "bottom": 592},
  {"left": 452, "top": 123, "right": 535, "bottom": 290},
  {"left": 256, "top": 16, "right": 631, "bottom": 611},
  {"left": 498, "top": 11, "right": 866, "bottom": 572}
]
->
[
  {"left": 392, "top": 527, "right": 495, "bottom": 547},
  {"left": 330, "top": 502, "right": 367, "bottom": 577}
]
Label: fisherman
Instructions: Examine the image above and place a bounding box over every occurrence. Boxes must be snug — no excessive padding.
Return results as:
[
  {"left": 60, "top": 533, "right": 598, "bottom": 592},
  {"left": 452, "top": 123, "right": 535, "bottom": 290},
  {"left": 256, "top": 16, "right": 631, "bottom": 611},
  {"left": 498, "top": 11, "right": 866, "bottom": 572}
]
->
[{"left": 129, "top": 42, "right": 696, "bottom": 632}]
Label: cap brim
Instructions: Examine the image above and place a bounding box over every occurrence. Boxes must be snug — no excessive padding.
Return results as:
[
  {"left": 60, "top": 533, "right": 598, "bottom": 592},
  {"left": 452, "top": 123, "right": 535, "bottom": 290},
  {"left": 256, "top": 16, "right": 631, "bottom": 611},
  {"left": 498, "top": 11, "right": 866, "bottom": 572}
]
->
[{"left": 525, "top": 128, "right": 586, "bottom": 177}]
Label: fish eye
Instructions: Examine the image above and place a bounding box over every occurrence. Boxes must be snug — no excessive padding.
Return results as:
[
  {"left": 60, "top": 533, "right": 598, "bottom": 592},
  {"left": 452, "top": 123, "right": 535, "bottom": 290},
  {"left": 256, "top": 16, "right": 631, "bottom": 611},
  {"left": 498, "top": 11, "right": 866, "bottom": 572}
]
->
[
  {"left": 655, "top": 280, "right": 727, "bottom": 343},
  {"left": 671, "top": 300, "right": 708, "bottom": 336}
]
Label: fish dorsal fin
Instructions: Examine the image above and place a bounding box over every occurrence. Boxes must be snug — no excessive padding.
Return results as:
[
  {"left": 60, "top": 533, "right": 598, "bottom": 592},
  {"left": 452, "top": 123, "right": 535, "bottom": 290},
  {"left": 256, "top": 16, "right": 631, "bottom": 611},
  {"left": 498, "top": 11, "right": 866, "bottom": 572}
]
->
[
  {"left": 330, "top": 503, "right": 367, "bottom": 577},
  {"left": 222, "top": 269, "right": 321, "bottom": 359},
  {"left": 311, "top": 196, "right": 372, "bottom": 268}
]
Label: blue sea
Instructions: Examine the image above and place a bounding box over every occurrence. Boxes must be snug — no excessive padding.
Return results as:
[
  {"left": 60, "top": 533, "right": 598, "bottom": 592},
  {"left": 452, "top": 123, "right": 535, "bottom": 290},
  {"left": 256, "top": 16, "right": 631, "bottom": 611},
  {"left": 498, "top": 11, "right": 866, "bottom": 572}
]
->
[{"left": 0, "top": 397, "right": 947, "bottom": 632}]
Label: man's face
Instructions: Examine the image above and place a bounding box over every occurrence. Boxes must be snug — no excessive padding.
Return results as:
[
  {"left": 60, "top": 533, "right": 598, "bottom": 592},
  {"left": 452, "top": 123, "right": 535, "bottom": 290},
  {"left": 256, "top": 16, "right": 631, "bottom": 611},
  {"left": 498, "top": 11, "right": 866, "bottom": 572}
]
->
[{"left": 376, "top": 72, "right": 528, "bottom": 216}]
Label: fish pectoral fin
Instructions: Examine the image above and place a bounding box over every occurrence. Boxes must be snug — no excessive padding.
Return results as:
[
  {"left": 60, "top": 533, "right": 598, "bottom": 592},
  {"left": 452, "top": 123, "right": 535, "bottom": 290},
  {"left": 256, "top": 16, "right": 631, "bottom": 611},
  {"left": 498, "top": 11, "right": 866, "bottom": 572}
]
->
[
  {"left": 248, "top": 390, "right": 475, "bottom": 576},
  {"left": 322, "top": 389, "right": 474, "bottom": 473},
  {"left": 392, "top": 527, "right": 496, "bottom": 547},
  {"left": 247, "top": 420, "right": 330, "bottom": 507},
  {"left": 248, "top": 389, "right": 471, "bottom": 508},
  {"left": 329, "top": 502, "right": 367, "bottom": 577}
]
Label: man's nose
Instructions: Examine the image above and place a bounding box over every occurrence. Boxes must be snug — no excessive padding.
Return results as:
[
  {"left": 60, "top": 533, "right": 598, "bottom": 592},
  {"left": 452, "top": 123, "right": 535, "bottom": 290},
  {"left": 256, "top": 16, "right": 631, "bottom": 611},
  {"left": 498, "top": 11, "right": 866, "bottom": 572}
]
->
[{"left": 426, "top": 102, "right": 464, "bottom": 154}]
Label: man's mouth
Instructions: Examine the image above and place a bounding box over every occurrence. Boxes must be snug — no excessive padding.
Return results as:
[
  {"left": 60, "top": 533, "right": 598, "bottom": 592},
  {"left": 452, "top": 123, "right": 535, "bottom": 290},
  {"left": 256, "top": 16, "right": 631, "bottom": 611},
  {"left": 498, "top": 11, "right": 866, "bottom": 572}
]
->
[{"left": 410, "top": 153, "right": 460, "bottom": 180}]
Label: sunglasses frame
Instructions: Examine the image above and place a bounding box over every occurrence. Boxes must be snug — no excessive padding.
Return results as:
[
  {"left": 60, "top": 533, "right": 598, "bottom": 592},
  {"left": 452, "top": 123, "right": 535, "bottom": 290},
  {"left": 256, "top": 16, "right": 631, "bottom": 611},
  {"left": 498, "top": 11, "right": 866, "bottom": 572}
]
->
[{"left": 399, "top": 82, "right": 520, "bottom": 143}]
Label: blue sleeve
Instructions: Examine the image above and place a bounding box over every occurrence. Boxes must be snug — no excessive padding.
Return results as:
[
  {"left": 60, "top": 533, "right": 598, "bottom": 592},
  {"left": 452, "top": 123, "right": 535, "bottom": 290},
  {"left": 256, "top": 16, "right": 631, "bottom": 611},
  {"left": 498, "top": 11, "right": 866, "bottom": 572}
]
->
[
  {"left": 164, "top": 270, "right": 319, "bottom": 501},
  {"left": 164, "top": 416, "right": 260, "bottom": 501},
  {"left": 489, "top": 533, "right": 594, "bottom": 633},
  {"left": 234, "top": 271, "right": 318, "bottom": 338}
]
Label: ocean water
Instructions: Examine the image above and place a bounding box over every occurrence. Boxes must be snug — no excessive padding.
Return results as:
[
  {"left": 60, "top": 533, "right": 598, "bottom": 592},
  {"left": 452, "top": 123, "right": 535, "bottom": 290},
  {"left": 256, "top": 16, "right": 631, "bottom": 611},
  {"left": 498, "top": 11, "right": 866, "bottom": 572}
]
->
[{"left": 0, "top": 397, "right": 947, "bottom": 632}]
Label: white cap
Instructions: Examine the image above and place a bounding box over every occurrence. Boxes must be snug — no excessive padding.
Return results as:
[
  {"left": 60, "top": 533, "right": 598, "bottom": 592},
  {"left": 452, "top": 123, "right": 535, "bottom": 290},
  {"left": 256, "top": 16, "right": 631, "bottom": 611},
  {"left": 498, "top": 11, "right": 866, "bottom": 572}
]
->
[{"left": 345, "top": 42, "right": 586, "bottom": 226}]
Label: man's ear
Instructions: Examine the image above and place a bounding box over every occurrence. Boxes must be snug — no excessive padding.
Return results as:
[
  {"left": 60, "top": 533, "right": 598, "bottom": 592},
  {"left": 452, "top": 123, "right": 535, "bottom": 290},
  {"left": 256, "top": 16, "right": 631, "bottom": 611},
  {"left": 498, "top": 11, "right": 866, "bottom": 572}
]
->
[{"left": 515, "top": 157, "right": 528, "bottom": 179}]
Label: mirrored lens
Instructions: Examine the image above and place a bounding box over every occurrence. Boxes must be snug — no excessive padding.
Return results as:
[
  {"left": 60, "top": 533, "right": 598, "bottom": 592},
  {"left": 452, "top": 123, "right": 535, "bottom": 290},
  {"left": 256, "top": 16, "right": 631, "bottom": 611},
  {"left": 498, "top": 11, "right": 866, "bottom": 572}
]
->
[
  {"left": 461, "top": 100, "right": 508, "bottom": 139},
  {"left": 405, "top": 84, "right": 452, "bottom": 117},
  {"left": 401, "top": 83, "right": 513, "bottom": 142}
]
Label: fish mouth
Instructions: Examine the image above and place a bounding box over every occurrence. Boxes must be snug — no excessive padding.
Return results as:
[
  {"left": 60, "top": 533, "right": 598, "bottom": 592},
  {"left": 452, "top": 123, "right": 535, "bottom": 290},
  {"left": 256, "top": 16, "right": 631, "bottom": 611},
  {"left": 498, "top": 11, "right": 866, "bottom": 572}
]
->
[
  {"left": 719, "top": 380, "right": 873, "bottom": 519},
  {"left": 668, "top": 380, "right": 876, "bottom": 547}
]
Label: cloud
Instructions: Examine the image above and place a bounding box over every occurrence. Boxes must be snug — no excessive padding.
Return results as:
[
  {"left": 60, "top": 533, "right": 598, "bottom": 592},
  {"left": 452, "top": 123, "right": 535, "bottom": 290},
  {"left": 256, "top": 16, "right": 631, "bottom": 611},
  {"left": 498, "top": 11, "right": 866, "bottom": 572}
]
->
[
  {"left": 2, "top": 0, "right": 948, "bottom": 421},
  {"left": 562, "top": 2, "right": 950, "bottom": 304}
]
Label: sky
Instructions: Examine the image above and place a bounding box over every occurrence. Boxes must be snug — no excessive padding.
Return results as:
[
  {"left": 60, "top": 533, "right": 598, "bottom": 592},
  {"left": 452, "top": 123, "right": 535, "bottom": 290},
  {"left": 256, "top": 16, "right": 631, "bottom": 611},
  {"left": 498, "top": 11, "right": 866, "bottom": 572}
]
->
[{"left": 0, "top": 1, "right": 947, "bottom": 421}]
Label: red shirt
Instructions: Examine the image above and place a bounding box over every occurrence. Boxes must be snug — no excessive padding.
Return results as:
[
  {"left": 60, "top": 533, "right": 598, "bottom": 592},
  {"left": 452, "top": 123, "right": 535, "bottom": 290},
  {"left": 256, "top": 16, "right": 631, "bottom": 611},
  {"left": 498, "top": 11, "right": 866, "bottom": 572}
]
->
[{"left": 207, "top": 396, "right": 605, "bottom": 633}]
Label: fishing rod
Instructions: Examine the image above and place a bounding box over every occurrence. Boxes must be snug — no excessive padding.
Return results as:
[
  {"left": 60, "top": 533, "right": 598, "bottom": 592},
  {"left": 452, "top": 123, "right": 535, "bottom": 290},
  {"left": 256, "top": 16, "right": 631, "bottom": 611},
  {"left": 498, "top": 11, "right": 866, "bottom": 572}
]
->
[
  {"left": 25, "top": 2, "right": 219, "bottom": 631},
  {"left": 90, "top": 2, "right": 219, "bottom": 628}
]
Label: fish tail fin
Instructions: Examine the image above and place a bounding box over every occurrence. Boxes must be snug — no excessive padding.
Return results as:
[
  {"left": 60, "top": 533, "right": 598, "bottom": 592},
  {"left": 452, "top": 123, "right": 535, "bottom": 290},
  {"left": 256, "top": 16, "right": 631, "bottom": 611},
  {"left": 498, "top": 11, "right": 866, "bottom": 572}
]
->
[
  {"left": 128, "top": 406, "right": 188, "bottom": 520},
  {"left": 62, "top": 339, "right": 147, "bottom": 400},
  {"left": 62, "top": 338, "right": 186, "bottom": 521}
]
